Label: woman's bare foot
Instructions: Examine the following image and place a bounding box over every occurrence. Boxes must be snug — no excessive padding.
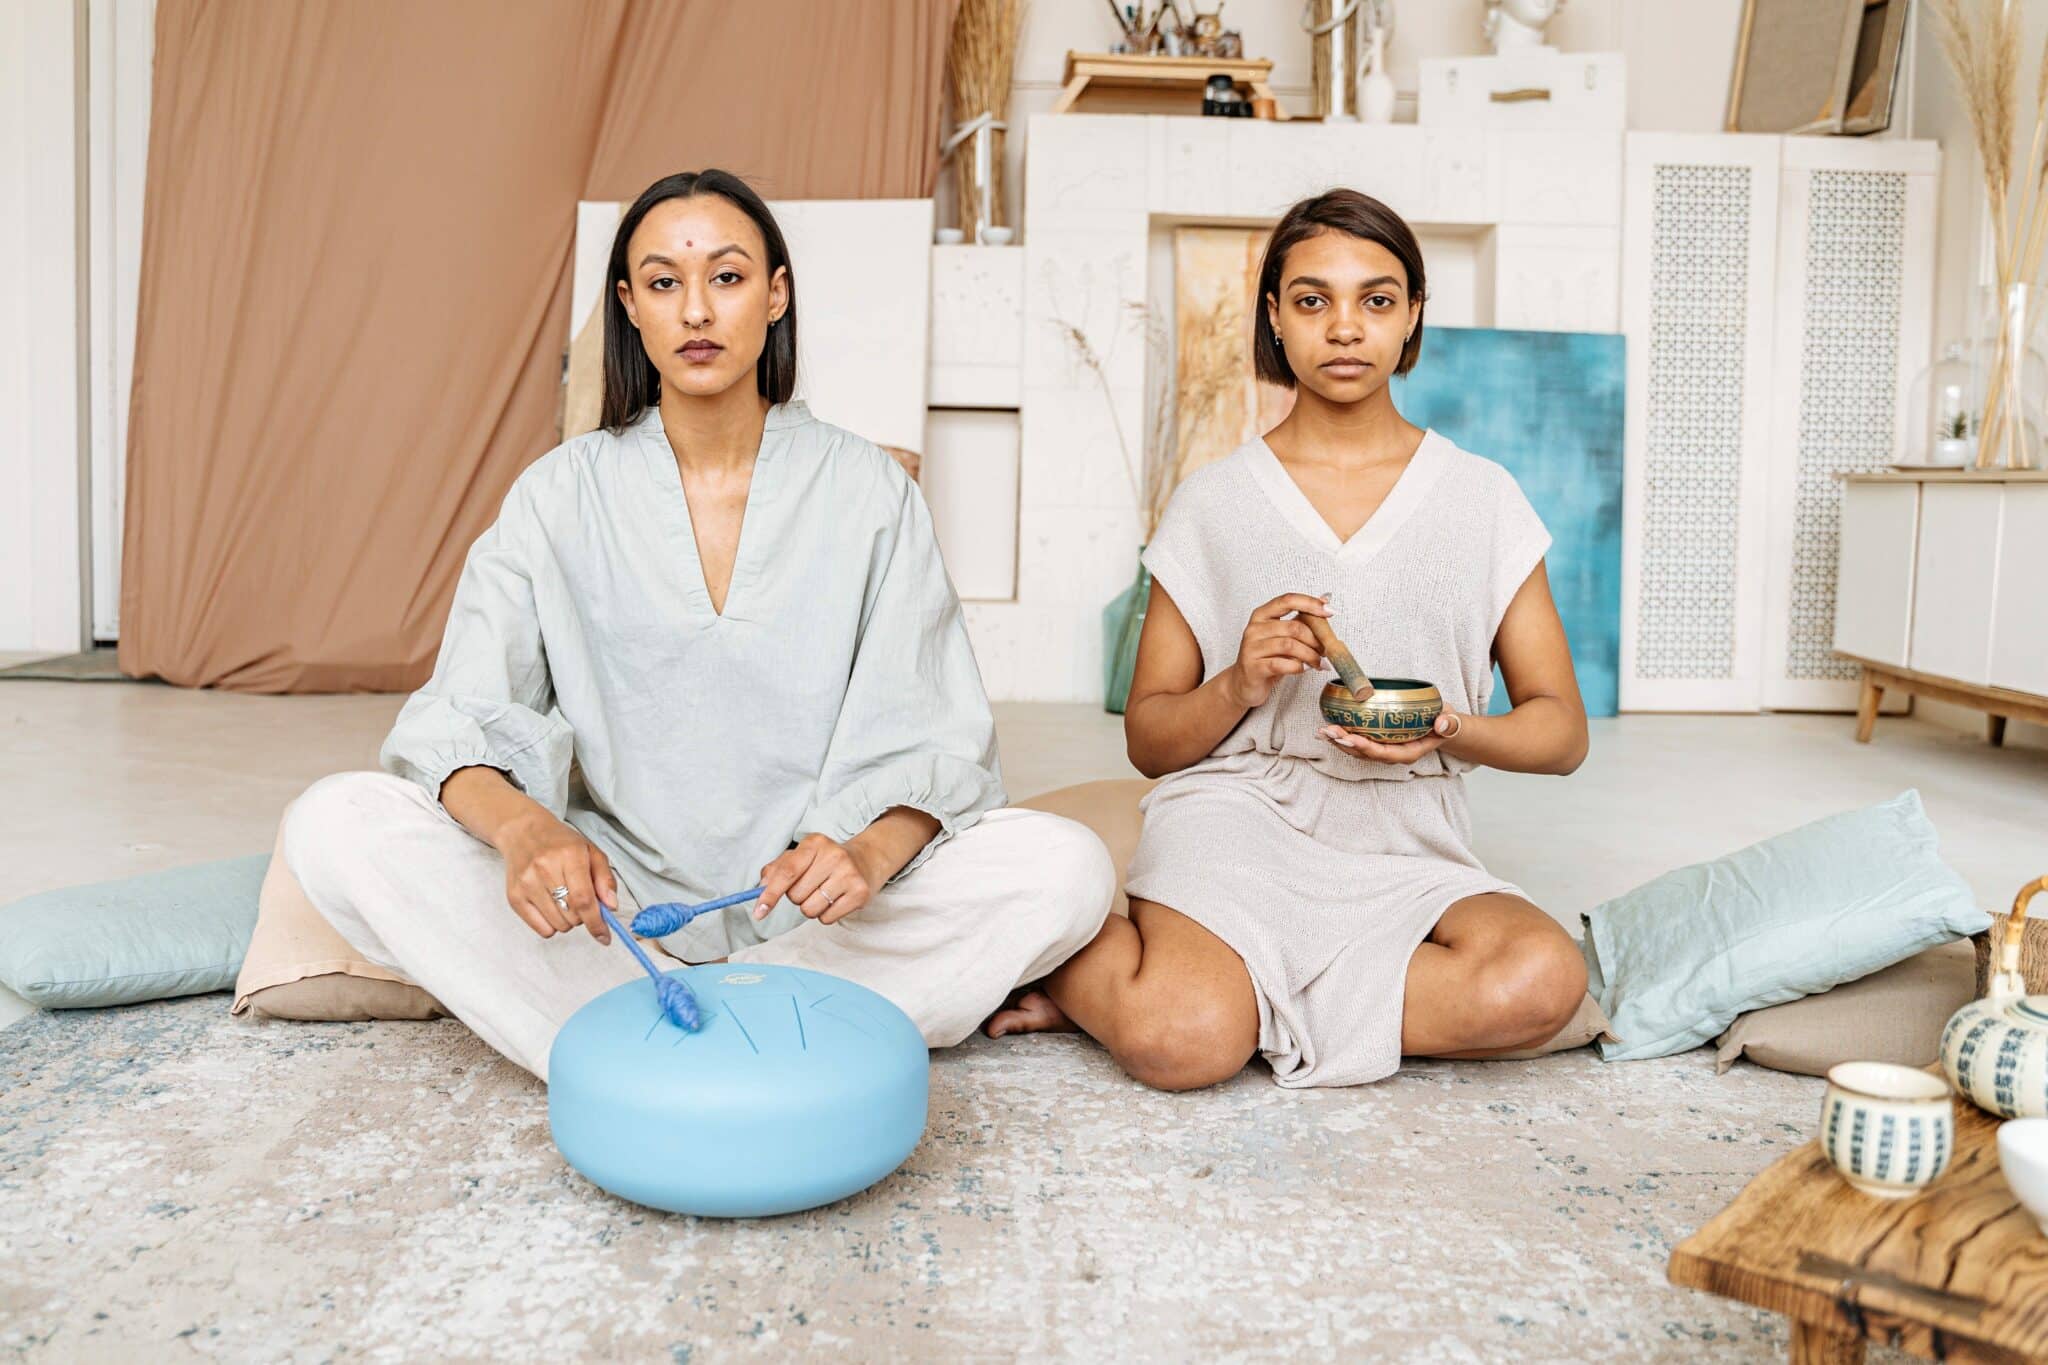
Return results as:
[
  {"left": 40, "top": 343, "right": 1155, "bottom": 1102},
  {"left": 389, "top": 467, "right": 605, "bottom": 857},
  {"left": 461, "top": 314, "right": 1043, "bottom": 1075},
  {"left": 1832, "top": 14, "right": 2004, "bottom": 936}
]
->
[{"left": 983, "top": 988, "right": 1077, "bottom": 1038}]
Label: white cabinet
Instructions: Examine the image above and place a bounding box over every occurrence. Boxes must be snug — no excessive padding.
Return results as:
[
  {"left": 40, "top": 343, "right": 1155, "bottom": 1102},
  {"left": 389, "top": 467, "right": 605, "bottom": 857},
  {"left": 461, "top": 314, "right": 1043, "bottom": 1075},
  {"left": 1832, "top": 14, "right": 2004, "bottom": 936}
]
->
[
  {"left": 1834, "top": 472, "right": 2048, "bottom": 742},
  {"left": 1832, "top": 481, "right": 1918, "bottom": 668},
  {"left": 1910, "top": 484, "right": 2004, "bottom": 686},
  {"left": 1620, "top": 134, "right": 1938, "bottom": 712},
  {"left": 1989, "top": 485, "right": 2048, "bottom": 697}
]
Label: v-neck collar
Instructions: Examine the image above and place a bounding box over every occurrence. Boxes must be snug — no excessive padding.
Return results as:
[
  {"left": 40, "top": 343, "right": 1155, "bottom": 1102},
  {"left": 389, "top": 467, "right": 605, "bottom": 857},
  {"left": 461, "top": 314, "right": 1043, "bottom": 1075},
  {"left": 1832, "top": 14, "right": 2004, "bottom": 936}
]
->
[
  {"left": 1247, "top": 429, "right": 1447, "bottom": 562},
  {"left": 633, "top": 400, "right": 810, "bottom": 620}
]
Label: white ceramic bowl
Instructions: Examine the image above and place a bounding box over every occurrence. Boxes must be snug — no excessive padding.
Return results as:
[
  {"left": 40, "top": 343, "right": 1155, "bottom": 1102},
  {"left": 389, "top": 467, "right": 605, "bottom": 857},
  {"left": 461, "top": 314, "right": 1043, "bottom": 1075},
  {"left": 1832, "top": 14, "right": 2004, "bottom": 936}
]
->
[
  {"left": 1998, "top": 1117, "right": 2048, "bottom": 1234},
  {"left": 983, "top": 226, "right": 1015, "bottom": 245},
  {"left": 935, "top": 228, "right": 965, "bottom": 245},
  {"left": 1821, "top": 1062, "right": 1955, "bottom": 1199}
]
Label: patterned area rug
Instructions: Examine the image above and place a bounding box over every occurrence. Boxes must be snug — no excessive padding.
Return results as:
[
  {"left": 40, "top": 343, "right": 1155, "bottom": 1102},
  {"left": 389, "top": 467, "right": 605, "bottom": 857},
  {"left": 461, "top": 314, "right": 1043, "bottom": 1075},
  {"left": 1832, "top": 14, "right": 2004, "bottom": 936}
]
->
[{"left": 0, "top": 998, "right": 1903, "bottom": 1360}]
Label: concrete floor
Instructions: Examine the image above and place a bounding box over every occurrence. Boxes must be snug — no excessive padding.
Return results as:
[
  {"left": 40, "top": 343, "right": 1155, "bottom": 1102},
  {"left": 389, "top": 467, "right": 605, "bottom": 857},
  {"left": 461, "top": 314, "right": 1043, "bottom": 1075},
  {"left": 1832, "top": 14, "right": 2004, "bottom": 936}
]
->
[{"left": 4, "top": 677, "right": 2046, "bottom": 1030}]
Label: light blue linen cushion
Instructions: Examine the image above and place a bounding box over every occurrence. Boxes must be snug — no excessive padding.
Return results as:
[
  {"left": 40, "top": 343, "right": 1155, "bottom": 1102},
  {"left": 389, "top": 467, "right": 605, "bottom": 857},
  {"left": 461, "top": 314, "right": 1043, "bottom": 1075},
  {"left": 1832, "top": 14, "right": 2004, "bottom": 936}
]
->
[
  {"left": 0, "top": 856, "right": 267, "bottom": 1008},
  {"left": 1584, "top": 791, "right": 1987, "bottom": 1062}
]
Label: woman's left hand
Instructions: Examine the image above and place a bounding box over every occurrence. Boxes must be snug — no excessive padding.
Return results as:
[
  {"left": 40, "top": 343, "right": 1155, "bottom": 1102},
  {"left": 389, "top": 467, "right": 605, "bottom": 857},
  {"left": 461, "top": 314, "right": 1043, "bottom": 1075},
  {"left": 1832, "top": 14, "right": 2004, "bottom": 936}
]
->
[
  {"left": 754, "top": 834, "right": 880, "bottom": 925},
  {"left": 1318, "top": 710, "right": 1464, "bottom": 765}
]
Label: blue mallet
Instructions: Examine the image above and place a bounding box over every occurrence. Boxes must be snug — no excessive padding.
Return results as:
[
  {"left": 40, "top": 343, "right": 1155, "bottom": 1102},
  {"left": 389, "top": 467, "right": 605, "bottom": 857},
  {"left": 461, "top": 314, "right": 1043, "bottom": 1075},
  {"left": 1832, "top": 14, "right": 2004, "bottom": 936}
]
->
[
  {"left": 631, "top": 885, "right": 766, "bottom": 937},
  {"left": 596, "top": 903, "right": 702, "bottom": 1032}
]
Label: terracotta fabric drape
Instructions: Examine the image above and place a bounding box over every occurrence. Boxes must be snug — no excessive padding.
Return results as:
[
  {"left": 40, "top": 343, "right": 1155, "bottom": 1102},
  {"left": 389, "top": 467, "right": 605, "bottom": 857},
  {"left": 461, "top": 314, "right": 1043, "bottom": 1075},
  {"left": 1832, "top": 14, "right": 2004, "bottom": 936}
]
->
[{"left": 120, "top": 0, "right": 956, "bottom": 692}]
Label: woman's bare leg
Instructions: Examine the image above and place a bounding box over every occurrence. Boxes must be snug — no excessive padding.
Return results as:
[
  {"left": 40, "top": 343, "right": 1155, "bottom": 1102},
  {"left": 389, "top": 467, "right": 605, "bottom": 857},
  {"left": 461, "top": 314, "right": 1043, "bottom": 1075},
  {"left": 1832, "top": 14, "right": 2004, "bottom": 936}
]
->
[
  {"left": 987, "top": 899, "right": 1259, "bottom": 1091},
  {"left": 1401, "top": 892, "right": 1587, "bottom": 1058}
]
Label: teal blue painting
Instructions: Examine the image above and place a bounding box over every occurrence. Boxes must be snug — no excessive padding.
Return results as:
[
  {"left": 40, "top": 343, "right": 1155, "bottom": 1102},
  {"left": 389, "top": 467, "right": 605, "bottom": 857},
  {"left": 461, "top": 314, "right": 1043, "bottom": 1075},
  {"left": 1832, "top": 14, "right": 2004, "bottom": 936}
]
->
[{"left": 1390, "top": 326, "right": 1624, "bottom": 717}]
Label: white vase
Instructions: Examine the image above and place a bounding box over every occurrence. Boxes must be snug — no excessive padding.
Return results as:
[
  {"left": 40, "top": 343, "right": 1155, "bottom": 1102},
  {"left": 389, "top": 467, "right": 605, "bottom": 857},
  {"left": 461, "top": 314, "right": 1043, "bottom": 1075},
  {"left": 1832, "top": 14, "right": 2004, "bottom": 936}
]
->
[{"left": 1361, "top": 26, "right": 1396, "bottom": 124}]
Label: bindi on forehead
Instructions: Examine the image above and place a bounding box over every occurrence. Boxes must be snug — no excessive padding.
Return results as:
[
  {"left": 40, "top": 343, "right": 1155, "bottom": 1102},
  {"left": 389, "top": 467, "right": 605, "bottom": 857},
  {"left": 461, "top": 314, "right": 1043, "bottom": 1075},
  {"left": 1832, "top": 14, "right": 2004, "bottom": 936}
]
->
[{"left": 686, "top": 240, "right": 693, "bottom": 248}]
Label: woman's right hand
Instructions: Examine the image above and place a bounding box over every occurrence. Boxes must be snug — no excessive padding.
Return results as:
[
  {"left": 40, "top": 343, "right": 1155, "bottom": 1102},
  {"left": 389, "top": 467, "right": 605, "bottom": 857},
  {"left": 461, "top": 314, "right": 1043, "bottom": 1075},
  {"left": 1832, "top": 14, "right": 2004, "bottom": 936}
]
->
[
  {"left": 1222, "top": 593, "right": 1331, "bottom": 710},
  {"left": 492, "top": 808, "right": 618, "bottom": 945}
]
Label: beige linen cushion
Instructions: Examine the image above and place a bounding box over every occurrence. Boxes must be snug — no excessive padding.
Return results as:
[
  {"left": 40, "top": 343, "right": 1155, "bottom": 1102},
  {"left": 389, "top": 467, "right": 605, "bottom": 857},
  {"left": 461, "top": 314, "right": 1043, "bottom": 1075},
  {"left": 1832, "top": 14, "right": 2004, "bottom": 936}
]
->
[
  {"left": 1495, "top": 991, "right": 1615, "bottom": 1059},
  {"left": 1016, "top": 778, "right": 1157, "bottom": 917},
  {"left": 231, "top": 817, "right": 447, "bottom": 1021},
  {"left": 1712, "top": 938, "right": 1975, "bottom": 1076},
  {"left": 1015, "top": 776, "right": 1612, "bottom": 1057}
]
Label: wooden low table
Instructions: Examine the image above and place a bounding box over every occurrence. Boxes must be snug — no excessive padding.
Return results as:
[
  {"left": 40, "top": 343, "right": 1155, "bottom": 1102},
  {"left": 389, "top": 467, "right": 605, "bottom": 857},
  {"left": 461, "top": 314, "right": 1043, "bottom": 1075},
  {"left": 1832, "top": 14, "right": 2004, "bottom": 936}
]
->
[{"left": 1668, "top": 1088, "right": 2047, "bottom": 1362}]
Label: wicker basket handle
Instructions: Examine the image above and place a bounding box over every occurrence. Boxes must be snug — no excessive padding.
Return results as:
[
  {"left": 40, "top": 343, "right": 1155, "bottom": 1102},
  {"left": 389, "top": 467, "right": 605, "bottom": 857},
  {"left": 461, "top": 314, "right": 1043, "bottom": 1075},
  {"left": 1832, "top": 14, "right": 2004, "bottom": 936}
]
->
[{"left": 2001, "top": 876, "right": 2048, "bottom": 978}]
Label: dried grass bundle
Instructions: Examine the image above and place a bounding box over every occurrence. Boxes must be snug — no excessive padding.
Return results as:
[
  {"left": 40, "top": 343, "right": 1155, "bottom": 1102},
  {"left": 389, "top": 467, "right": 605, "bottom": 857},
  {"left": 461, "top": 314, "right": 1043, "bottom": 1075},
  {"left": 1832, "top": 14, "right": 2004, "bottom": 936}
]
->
[
  {"left": 1929, "top": 0, "right": 2048, "bottom": 468},
  {"left": 947, "top": 0, "right": 1025, "bottom": 240}
]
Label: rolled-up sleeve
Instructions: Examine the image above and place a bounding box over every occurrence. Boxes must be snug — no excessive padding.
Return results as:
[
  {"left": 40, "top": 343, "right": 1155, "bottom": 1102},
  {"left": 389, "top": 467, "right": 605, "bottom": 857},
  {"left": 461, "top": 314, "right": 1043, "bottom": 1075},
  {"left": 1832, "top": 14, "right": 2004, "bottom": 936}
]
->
[
  {"left": 380, "top": 485, "right": 574, "bottom": 816},
  {"left": 794, "top": 470, "right": 1004, "bottom": 881}
]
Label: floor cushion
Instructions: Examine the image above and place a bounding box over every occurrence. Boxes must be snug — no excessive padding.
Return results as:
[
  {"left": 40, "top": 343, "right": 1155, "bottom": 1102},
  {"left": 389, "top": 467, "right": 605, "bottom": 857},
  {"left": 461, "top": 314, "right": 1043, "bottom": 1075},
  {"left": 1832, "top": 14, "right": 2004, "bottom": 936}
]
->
[
  {"left": 1016, "top": 778, "right": 1157, "bottom": 917},
  {"left": 232, "top": 816, "right": 448, "bottom": 1021},
  {"left": 1496, "top": 991, "right": 1616, "bottom": 1059},
  {"left": 1713, "top": 938, "right": 1976, "bottom": 1077},
  {"left": 1584, "top": 789, "right": 1986, "bottom": 1062},
  {"left": 0, "top": 855, "right": 267, "bottom": 1008},
  {"left": 1016, "top": 776, "right": 1611, "bottom": 1057}
]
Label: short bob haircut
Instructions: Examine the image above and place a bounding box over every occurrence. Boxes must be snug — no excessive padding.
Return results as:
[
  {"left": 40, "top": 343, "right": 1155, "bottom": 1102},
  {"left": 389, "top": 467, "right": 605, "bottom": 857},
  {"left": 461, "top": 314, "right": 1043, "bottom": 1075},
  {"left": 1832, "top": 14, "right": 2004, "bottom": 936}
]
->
[
  {"left": 1254, "top": 189, "right": 1429, "bottom": 388},
  {"left": 601, "top": 169, "right": 798, "bottom": 431}
]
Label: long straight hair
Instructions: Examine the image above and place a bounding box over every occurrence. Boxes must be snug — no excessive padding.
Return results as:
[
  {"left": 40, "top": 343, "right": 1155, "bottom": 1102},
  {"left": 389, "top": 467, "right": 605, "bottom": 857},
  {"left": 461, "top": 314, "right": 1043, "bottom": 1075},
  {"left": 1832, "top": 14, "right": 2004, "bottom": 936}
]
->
[{"left": 600, "top": 169, "right": 798, "bottom": 432}]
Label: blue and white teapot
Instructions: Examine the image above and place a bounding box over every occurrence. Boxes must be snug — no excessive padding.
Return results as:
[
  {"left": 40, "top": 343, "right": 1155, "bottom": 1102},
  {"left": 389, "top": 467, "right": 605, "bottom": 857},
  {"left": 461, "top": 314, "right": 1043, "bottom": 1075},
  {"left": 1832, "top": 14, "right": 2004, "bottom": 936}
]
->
[{"left": 1942, "top": 876, "right": 2048, "bottom": 1119}]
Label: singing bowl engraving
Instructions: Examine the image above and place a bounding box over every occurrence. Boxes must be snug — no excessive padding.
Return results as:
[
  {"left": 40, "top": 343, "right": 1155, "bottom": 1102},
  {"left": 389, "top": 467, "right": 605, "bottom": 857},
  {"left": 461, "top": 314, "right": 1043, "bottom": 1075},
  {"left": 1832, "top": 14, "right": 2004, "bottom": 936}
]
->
[{"left": 1319, "top": 678, "right": 1443, "bottom": 744}]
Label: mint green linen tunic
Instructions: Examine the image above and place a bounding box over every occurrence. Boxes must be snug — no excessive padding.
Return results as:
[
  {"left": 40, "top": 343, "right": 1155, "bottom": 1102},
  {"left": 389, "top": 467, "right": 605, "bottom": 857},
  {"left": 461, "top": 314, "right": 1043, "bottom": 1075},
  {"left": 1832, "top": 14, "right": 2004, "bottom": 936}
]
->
[{"left": 379, "top": 400, "right": 1004, "bottom": 959}]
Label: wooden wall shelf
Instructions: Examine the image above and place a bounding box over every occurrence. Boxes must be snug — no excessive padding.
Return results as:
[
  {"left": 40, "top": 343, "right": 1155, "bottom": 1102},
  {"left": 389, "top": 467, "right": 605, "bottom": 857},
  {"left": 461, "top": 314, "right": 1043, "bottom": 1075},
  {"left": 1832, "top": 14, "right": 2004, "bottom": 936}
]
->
[{"left": 1052, "top": 52, "right": 1289, "bottom": 119}]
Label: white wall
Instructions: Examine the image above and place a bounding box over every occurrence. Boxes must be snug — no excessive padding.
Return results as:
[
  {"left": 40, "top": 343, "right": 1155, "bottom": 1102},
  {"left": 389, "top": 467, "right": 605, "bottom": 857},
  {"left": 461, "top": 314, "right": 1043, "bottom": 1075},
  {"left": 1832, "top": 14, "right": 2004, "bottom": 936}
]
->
[{"left": 0, "top": 0, "right": 88, "bottom": 656}]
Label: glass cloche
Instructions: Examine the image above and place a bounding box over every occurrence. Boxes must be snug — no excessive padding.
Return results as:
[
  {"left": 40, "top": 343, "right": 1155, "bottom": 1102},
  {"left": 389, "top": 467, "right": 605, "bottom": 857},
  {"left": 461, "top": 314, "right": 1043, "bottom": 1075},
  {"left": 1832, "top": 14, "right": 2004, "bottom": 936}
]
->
[{"left": 1907, "top": 341, "right": 1977, "bottom": 468}]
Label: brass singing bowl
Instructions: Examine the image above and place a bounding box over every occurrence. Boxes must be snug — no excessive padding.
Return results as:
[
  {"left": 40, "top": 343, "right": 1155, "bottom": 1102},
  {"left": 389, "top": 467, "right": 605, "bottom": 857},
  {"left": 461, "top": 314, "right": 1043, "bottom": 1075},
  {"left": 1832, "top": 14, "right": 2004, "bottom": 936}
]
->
[{"left": 1319, "top": 678, "right": 1444, "bottom": 744}]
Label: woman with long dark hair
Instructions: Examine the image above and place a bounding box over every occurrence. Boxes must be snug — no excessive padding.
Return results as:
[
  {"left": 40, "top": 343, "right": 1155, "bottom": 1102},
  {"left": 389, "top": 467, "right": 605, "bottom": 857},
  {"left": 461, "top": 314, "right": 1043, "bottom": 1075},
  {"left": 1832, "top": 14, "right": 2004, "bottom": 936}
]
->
[
  {"left": 280, "top": 170, "right": 1112, "bottom": 1079},
  {"left": 990, "top": 189, "right": 1590, "bottom": 1090}
]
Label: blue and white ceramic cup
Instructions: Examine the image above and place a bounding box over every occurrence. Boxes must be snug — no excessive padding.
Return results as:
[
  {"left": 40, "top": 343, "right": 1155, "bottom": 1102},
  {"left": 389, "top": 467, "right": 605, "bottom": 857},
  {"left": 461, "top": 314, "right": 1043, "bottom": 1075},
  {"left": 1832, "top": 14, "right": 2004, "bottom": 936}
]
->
[{"left": 1821, "top": 1062, "right": 1955, "bottom": 1199}]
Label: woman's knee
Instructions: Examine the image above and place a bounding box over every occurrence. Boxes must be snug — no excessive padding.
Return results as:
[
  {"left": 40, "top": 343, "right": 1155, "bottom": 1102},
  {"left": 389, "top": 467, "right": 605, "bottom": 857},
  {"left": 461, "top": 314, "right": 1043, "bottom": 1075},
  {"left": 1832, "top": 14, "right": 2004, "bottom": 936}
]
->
[
  {"left": 280, "top": 771, "right": 416, "bottom": 892},
  {"left": 1114, "top": 996, "right": 1257, "bottom": 1092},
  {"left": 1472, "top": 925, "right": 1588, "bottom": 1044}
]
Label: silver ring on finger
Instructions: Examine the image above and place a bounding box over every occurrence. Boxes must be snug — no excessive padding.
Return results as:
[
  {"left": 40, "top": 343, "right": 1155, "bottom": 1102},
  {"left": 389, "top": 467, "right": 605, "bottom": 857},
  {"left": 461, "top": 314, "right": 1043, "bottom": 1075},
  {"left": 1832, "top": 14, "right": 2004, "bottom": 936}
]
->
[{"left": 548, "top": 885, "right": 571, "bottom": 910}]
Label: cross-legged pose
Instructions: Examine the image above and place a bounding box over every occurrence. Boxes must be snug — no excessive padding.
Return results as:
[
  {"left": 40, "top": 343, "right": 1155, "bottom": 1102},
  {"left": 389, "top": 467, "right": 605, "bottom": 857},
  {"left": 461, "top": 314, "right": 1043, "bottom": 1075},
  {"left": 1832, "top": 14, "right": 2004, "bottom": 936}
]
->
[
  {"left": 990, "top": 189, "right": 1589, "bottom": 1090},
  {"left": 281, "top": 169, "right": 1113, "bottom": 1080}
]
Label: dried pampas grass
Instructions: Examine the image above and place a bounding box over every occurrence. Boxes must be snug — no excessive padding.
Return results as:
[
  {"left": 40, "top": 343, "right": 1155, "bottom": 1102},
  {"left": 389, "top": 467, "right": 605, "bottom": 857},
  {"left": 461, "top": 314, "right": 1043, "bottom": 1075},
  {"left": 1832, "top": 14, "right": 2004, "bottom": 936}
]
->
[
  {"left": 947, "top": 0, "right": 1025, "bottom": 241},
  {"left": 1928, "top": 0, "right": 2047, "bottom": 468}
]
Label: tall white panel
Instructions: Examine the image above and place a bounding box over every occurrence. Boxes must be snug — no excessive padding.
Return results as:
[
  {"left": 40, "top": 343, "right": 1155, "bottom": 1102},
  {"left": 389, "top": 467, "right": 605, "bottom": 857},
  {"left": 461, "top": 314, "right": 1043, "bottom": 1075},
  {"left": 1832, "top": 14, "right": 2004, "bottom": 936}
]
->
[
  {"left": 0, "top": 0, "right": 87, "bottom": 654},
  {"left": 1620, "top": 133, "right": 1781, "bottom": 711},
  {"left": 86, "top": 0, "right": 155, "bottom": 642},
  {"left": 1762, "top": 140, "right": 1939, "bottom": 711}
]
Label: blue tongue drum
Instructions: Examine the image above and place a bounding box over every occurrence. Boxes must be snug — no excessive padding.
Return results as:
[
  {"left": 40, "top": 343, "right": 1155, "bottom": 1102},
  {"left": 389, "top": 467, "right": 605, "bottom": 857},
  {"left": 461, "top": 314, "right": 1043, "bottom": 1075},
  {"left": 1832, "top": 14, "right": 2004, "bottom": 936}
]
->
[{"left": 548, "top": 953, "right": 928, "bottom": 1217}]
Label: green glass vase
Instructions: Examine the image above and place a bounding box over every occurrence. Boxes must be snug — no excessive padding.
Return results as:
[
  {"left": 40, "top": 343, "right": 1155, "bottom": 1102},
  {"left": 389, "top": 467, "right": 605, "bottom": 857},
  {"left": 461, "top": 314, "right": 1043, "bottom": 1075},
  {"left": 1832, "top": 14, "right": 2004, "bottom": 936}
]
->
[{"left": 1102, "top": 549, "right": 1150, "bottom": 714}]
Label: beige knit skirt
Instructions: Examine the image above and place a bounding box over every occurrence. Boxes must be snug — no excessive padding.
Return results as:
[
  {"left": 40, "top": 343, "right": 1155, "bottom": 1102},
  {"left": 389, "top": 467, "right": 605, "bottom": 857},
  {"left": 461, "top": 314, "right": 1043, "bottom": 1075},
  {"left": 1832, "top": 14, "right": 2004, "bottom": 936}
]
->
[{"left": 1124, "top": 756, "right": 1522, "bottom": 1088}]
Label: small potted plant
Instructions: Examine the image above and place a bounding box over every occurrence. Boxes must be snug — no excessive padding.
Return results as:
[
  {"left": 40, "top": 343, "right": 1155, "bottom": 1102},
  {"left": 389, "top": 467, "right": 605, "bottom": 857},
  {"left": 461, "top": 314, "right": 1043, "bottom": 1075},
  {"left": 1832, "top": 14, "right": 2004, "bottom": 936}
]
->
[{"left": 1933, "top": 410, "right": 1975, "bottom": 468}]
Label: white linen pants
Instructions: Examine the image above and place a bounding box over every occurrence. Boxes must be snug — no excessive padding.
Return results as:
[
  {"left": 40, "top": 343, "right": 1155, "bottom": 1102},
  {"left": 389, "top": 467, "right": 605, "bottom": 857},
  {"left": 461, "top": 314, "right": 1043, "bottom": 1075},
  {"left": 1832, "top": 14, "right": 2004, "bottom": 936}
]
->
[{"left": 280, "top": 772, "right": 1114, "bottom": 1080}]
